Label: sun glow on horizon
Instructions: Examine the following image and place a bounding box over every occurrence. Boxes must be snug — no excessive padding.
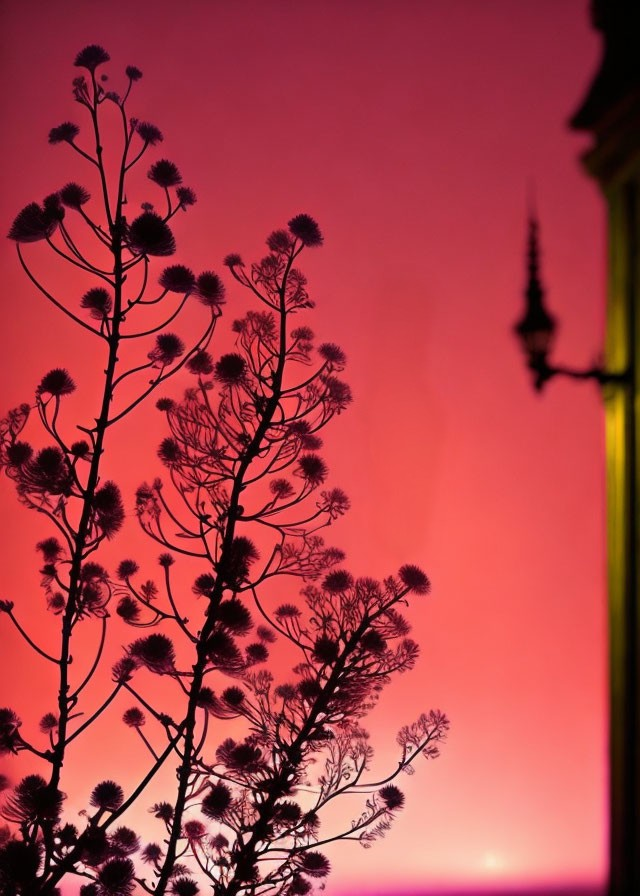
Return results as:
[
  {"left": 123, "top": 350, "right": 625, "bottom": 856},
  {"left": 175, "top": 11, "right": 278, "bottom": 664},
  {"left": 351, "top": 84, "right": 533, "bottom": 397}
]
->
[{"left": 482, "top": 851, "right": 506, "bottom": 873}]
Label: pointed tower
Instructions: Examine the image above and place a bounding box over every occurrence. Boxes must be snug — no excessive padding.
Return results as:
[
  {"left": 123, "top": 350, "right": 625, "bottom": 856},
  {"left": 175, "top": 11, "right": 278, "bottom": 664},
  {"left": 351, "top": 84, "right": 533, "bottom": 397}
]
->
[{"left": 571, "top": 2, "right": 640, "bottom": 892}]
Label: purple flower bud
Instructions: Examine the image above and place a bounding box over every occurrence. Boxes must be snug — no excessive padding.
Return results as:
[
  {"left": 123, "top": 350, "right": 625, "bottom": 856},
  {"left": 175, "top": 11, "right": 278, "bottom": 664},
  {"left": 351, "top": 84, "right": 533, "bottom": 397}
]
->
[
  {"left": 60, "top": 182, "right": 90, "bottom": 209},
  {"left": 176, "top": 186, "right": 197, "bottom": 207},
  {"left": 288, "top": 214, "right": 323, "bottom": 247},
  {"left": 136, "top": 122, "right": 163, "bottom": 145},
  {"left": 80, "top": 287, "right": 112, "bottom": 319},
  {"left": 214, "top": 353, "right": 246, "bottom": 385},
  {"left": 379, "top": 784, "right": 405, "bottom": 810},
  {"left": 148, "top": 159, "right": 182, "bottom": 188},
  {"left": 299, "top": 851, "right": 330, "bottom": 877},
  {"left": 122, "top": 707, "right": 145, "bottom": 728},
  {"left": 398, "top": 564, "right": 431, "bottom": 594},
  {"left": 90, "top": 780, "right": 124, "bottom": 812},
  {"left": 201, "top": 782, "right": 232, "bottom": 820},
  {"left": 48, "top": 122, "right": 80, "bottom": 145},
  {"left": 74, "top": 45, "right": 110, "bottom": 72},
  {"left": 158, "top": 265, "right": 195, "bottom": 293},
  {"left": 38, "top": 368, "right": 75, "bottom": 397},
  {"left": 195, "top": 271, "right": 225, "bottom": 307},
  {"left": 128, "top": 212, "right": 175, "bottom": 257}
]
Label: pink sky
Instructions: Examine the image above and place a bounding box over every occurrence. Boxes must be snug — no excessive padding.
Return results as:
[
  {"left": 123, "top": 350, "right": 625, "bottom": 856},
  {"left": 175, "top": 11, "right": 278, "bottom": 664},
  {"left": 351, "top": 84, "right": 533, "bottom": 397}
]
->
[{"left": 0, "top": 1, "right": 608, "bottom": 893}]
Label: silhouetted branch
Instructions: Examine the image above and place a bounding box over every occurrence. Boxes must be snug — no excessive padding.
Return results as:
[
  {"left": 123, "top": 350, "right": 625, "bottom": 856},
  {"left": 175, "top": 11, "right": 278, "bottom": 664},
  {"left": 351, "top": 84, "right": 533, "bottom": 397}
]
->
[
  {"left": 16, "top": 246, "right": 103, "bottom": 338},
  {"left": 1, "top": 607, "right": 58, "bottom": 664}
]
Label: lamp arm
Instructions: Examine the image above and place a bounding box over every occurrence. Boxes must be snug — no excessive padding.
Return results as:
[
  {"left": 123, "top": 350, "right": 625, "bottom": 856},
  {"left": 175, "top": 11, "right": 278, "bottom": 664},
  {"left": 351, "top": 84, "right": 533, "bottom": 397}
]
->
[{"left": 529, "top": 357, "right": 630, "bottom": 391}]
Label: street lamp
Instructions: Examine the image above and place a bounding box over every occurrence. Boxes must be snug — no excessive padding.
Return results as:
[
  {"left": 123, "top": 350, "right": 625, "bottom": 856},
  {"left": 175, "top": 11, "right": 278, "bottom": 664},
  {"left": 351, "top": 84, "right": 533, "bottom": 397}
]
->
[
  {"left": 531, "top": 3, "right": 640, "bottom": 893},
  {"left": 514, "top": 212, "right": 629, "bottom": 391},
  {"left": 514, "top": 203, "right": 637, "bottom": 895}
]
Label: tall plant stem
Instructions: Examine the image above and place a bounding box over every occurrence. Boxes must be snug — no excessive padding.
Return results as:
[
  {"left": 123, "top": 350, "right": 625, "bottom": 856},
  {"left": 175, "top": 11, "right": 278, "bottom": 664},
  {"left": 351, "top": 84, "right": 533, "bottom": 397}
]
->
[
  {"left": 43, "top": 83, "right": 127, "bottom": 882},
  {"left": 154, "top": 252, "right": 300, "bottom": 895}
]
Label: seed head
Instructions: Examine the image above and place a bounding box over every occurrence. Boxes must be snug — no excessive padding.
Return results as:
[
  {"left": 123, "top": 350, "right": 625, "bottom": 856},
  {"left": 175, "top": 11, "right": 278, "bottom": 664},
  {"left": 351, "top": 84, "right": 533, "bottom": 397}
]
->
[
  {"left": 288, "top": 214, "right": 323, "bottom": 247},
  {"left": 74, "top": 45, "right": 110, "bottom": 72}
]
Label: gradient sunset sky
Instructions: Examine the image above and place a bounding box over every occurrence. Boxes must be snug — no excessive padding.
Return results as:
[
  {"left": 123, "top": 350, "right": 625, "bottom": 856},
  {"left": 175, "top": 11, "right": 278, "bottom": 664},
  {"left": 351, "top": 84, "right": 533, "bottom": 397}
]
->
[{"left": 0, "top": 1, "right": 608, "bottom": 894}]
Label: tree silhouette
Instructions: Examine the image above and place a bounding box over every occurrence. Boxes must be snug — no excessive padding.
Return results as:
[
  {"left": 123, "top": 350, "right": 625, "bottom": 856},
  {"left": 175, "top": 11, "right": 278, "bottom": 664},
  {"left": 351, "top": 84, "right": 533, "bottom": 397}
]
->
[{"left": 0, "top": 46, "right": 448, "bottom": 896}]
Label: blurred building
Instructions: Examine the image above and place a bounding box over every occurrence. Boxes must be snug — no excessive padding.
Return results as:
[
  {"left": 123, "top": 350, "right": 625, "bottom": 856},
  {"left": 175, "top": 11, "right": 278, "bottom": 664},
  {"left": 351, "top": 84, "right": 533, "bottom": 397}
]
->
[{"left": 570, "top": 1, "right": 640, "bottom": 892}]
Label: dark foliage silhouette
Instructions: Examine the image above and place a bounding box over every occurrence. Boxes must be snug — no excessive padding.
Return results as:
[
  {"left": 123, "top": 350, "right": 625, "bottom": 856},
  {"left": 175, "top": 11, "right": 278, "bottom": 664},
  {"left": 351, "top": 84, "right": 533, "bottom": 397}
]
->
[
  {"left": 0, "top": 46, "right": 448, "bottom": 896},
  {"left": 0, "top": 46, "right": 216, "bottom": 893}
]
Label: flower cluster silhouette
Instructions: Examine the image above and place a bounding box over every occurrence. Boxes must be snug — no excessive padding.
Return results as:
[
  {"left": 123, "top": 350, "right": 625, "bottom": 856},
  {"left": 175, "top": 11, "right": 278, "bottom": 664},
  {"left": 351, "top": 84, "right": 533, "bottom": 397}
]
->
[{"left": 0, "top": 46, "right": 448, "bottom": 896}]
